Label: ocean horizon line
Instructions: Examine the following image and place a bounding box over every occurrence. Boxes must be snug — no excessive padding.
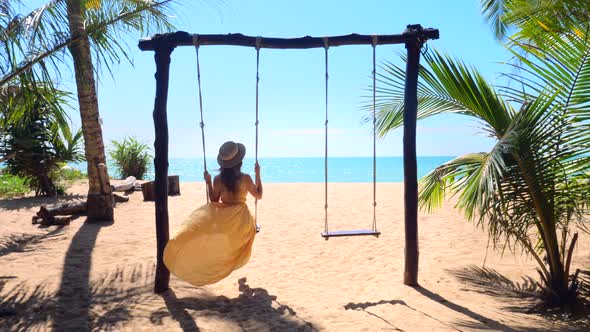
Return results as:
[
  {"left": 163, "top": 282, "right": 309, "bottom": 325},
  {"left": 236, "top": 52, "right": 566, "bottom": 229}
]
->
[
  {"left": 175, "top": 180, "right": 408, "bottom": 184},
  {"left": 167, "top": 155, "right": 457, "bottom": 159},
  {"left": 69, "top": 156, "right": 455, "bottom": 183}
]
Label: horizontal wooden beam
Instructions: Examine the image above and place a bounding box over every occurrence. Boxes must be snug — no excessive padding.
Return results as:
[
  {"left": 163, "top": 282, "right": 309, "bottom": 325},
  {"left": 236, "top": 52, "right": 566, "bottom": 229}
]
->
[{"left": 138, "top": 25, "right": 439, "bottom": 51}]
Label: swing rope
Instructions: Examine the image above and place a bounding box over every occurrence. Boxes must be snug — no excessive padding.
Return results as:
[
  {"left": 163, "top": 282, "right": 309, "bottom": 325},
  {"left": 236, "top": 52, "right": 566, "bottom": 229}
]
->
[
  {"left": 321, "top": 37, "right": 380, "bottom": 238},
  {"left": 255, "top": 37, "right": 261, "bottom": 231},
  {"left": 323, "top": 37, "right": 329, "bottom": 235},
  {"left": 193, "top": 35, "right": 376, "bottom": 236},
  {"left": 194, "top": 35, "right": 209, "bottom": 203},
  {"left": 372, "top": 35, "right": 378, "bottom": 232}
]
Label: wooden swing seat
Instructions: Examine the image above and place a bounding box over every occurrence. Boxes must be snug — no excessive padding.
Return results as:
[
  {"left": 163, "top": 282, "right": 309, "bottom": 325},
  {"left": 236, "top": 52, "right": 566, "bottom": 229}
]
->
[{"left": 321, "top": 229, "right": 381, "bottom": 238}]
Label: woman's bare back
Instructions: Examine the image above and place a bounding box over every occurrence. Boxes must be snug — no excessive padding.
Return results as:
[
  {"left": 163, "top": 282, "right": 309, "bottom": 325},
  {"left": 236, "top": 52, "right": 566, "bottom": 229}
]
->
[{"left": 212, "top": 174, "right": 262, "bottom": 204}]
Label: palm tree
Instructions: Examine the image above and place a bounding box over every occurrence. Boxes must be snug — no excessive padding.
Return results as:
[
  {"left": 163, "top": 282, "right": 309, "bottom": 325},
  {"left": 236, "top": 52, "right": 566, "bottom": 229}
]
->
[
  {"left": 0, "top": 81, "right": 84, "bottom": 196},
  {"left": 371, "top": 25, "right": 590, "bottom": 306},
  {"left": 480, "top": 0, "right": 590, "bottom": 41},
  {"left": 1, "top": 0, "right": 175, "bottom": 221}
]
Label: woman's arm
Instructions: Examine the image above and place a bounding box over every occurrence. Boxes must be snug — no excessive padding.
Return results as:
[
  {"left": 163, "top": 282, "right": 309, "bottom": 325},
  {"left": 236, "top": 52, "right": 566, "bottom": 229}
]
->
[
  {"left": 246, "top": 163, "right": 263, "bottom": 200},
  {"left": 211, "top": 176, "right": 221, "bottom": 202},
  {"left": 204, "top": 171, "right": 220, "bottom": 202}
]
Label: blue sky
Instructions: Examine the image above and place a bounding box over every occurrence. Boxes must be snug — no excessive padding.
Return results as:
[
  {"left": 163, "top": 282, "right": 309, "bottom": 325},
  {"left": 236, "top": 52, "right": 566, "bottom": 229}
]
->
[{"left": 24, "top": 0, "right": 507, "bottom": 157}]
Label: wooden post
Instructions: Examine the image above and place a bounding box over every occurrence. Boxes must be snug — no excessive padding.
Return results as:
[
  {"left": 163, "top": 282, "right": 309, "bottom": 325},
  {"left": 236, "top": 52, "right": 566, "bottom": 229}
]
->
[
  {"left": 403, "top": 25, "right": 424, "bottom": 286},
  {"left": 152, "top": 44, "right": 175, "bottom": 293},
  {"left": 141, "top": 175, "right": 181, "bottom": 201}
]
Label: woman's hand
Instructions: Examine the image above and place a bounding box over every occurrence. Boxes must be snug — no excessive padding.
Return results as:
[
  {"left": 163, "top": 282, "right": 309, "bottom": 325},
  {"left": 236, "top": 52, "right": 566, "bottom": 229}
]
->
[
  {"left": 253, "top": 162, "right": 263, "bottom": 199},
  {"left": 247, "top": 164, "right": 263, "bottom": 200},
  {"left": 254, "top": 162, "right": 261, "bottom": 177},
  {"left": 203, "top": 170, "right": 211, "bottom": 183}
]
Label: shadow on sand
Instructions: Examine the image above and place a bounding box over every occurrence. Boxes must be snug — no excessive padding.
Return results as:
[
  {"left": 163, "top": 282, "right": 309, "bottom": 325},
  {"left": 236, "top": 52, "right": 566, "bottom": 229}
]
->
[
  {"left": 0, "top": 261, "right": 155, "bottom": 331},
  {"left": 52, "top": 218, "right": 113, "bottom": 331},
  {"left": 1, "top": 259, "right": 315, "bottom": 332},
  {"left": 0, "top": 217, "right": 114, "bottom": 331},
  {"left": 447, "top": 265, "right": 590, "bottom": 330},
  {"left": 344, "top": 300, "right": 407, "bottom": 331},
  {"left": 152, "top": 277, "right": 316, "bottom": 331},
  {"left": 0, "top": 194, "right": 85, "bottom": 211},
  {"left": 412, "top": 286, "right": 521, "bottom": 331},
  {"left": 580, "top": 270, "right": 590, "bottom": 301},
  {"left": 344, "top": 285, "right": 548, "bottom": 332},
  {"left": 0, "top": 225, "right": 66, "bottom": 257}
]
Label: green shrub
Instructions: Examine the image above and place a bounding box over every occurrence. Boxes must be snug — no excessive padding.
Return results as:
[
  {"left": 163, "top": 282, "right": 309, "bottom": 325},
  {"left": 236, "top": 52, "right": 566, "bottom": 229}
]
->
[
  {"left": 51, "top": 164, "right": 87, "bottom": 194},
  {"left": 109, "top": 136, "right": 151, "bottom": 180},
  {"left": 0, "top": 84, "right": 85, "bottom": 196},
  {"left": 0, "top": 171, "right": 30, "bottom": 198},
  {"left": 54, "top": 164, "right": 86, "bottom": 182},
  {"left": 0, "top": 165, "right": 85, "bottom": 198}
]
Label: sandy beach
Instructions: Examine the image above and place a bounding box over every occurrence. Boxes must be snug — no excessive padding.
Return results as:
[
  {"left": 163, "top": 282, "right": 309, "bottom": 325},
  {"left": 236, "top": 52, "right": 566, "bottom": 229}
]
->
[{"left": 1, "top": 181, "right": 588, "bottom": 331}]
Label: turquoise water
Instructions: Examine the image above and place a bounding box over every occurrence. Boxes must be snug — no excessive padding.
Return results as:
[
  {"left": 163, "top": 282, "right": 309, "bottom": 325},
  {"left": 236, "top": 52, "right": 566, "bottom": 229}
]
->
[{"left": 70, "top": 157, "right": 454, "bottom": 183}]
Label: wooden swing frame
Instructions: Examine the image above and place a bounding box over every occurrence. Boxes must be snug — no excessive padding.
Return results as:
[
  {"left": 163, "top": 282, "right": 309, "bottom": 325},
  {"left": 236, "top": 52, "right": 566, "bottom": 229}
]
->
[{"left": 138, "top": 24, "right": 439, "bottom": 293}]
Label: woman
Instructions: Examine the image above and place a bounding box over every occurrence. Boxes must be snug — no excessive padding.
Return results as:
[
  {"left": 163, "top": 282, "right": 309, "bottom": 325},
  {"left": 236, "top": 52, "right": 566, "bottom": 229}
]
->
[{"left": 163, "top": 141, "right": 262, "bottom": 286}]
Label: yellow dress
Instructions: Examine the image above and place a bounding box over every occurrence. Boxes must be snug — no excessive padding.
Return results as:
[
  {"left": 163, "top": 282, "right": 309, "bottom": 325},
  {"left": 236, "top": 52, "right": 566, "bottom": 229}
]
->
[{"left": 163, "top": 180, "right": 257, "bottom": 286}]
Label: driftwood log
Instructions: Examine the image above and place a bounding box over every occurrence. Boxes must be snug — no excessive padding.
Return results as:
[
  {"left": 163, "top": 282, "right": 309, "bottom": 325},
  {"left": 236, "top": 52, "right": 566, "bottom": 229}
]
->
[
  {"left": 141, "top": 175, "right": 180, "bottom": 201},
  {"left": 111, "top": 176, "right": 137, "bottom": 192},
  {"left": 32, "top": 203, "right": 86, "bottom": 226},
  {"left": 113, "top": 194, "right": 130, "bottom": 203},
  {"left": 32, "top": 194, "right": 129, "bottom": 226}
]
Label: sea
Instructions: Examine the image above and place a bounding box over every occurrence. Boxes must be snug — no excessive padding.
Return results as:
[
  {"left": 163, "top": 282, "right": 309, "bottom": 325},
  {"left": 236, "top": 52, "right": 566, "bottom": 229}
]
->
[{"left": 69, "top": 156, "right": 454, "bottom": 183}]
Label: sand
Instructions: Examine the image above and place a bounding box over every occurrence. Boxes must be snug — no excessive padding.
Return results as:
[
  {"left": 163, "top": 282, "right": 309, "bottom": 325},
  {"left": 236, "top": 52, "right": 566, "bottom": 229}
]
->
[{"left": 1, "top": 181, "right": 588, "bottom": 331}]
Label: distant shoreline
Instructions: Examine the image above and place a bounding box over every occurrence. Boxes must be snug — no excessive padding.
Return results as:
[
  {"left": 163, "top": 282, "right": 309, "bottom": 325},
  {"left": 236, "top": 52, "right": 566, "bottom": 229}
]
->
[
  {"left": 73, "top": 156, "right": 455, "bottom": 183},
  {"left": 168, "top": 181, "right": 406, "bottom": 184}
]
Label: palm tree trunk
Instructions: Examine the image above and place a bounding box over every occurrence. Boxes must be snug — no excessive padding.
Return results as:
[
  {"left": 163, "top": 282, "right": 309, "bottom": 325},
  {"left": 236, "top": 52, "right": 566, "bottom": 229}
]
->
[
  {"left": 514, "top": 146, "right": 567, "bottom": 300},
  {"left": 38, "top": 173, "right": 57, "bottom": 197},
  {"left": 66, "top": 0, "right": 113, "bottom": 222}
]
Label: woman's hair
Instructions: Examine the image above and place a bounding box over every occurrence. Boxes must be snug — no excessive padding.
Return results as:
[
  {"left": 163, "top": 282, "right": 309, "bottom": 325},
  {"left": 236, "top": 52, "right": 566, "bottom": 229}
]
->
[{"left": 219, "top": 162, "right": 242, "bottom": 194}]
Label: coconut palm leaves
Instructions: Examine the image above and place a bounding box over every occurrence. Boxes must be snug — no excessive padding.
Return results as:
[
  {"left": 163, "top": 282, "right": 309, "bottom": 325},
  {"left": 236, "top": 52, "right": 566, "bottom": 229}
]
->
[
  {"left": 1, "top": 0, "right": 177, "bottom": 220},
  {"left": 1, "top": 0, "right": 175, "bottom": 85},
  {"left": 480, "top": 0, "right": 590, "bottom": 41},
  {"left": 372, "top": 23, "right": 589, "bottom": 304},
  {"left": 373, "top": 50, "right": 514, "bottom": 138}
]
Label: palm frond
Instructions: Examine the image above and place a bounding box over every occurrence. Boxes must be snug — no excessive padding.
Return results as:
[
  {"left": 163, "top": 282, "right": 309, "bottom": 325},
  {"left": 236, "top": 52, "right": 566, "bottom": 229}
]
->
[
  {"left": 1, "top": 0, "right": 176, "bottom": 86},
  {"left": 506, "top": 27, "right": 590, "bottom": 112},
  {"left": 367, "top": 49, "right": 513, "bottom": 138},
  {"left": 418, "top": 152, "right": 490, "bottom": 213},
  {"left": 83, "top": 0, "right": 175, "bottom": 79},
  {"left": 480, "top": 0, "right": 512, "bottom": 40},
  {"left": 504, "top": 0, "right": 590, "bottom": 43},
  {"left": 481, "top": 0, "right": 590, "bottom": 42}
]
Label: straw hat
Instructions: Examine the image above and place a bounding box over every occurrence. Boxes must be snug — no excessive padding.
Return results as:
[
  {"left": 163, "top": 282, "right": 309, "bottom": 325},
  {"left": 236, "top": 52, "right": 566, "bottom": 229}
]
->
[{"left": 217, "top": 141, "right": 246, "bottom": 168}]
